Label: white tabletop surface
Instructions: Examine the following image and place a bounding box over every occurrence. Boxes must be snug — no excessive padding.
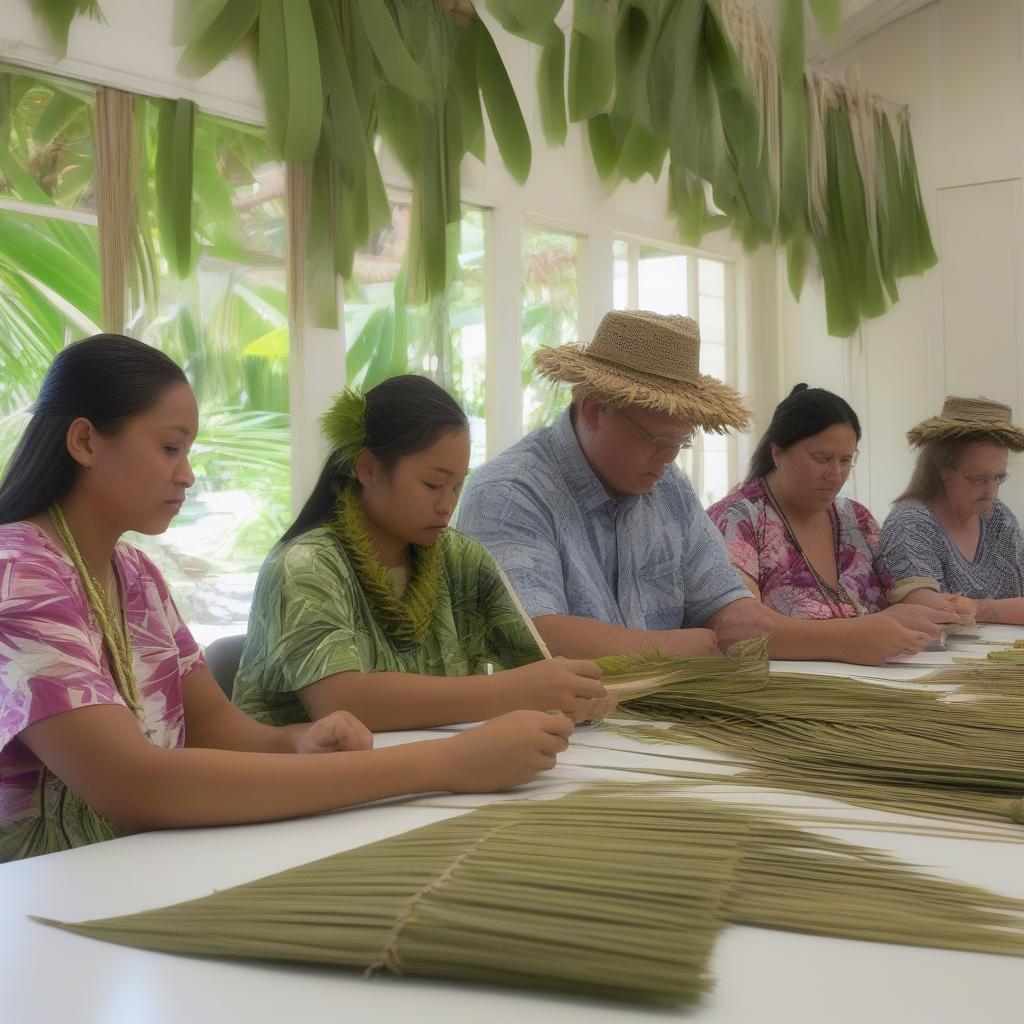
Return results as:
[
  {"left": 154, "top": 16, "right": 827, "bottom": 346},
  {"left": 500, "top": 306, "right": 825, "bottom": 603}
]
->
[{"left": 3, "top": 627, "right": 1024, "bottom": 1024}]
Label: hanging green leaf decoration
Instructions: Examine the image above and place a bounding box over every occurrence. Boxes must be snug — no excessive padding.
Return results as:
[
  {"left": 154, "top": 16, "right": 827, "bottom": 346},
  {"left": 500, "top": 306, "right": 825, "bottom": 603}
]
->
[
  {"left": 537, "top": 26, "right": 568, "bottom": 146},
  {"left": 484, "top": 0, "right": 564, "bottom": 46},
  {"left": 897, "top": 111, "right": 938, "bottom": 275},
  {"left": 452, "top": 22, "right": 486, "bottom": 161},
  {"left": 177, "top": 0, "right": 258, "bottom": 78},
  {"left": 874, "top": 110, "right": 902, "bottom": 305},
  {"left": 587, "top": 112, "right": 622, "bottom": 179},
  {"left": 28, "top": 0, "right": 103, "bottom": 58},
  {"left": 144, "top": 0, "right": 942, "bottom": 337},
  {"left": 154, "top": 98, "right": 196, "bottom": 279},
  {"left": 357, "top": 0, "right": 430, "bottom": 104},
  {"left": 256, "top": 0, "right": 322, "bottom": 161},
  {"left": 778, "top": 0, "right": 809, "bottom": 294},
  {"left": 473, "top": 17, "right": 532, "bottom": 185},
  {"left": 568, "top": 0, "right": 615, "bottom": 123},
  {"left": 808, "top": 0, "right": 843, "bottom": 37}
]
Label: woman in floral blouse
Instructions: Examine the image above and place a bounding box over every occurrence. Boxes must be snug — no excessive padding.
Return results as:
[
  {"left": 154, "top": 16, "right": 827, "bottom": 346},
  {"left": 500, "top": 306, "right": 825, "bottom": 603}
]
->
[{"left": 708, "top": 385, "right": 963, "bottom": 665}]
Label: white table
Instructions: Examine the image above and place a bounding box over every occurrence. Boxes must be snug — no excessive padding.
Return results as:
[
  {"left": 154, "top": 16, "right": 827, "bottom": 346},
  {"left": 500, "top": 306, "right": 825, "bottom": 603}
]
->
[{"left": 4, "top": 629, "right": 1024, "bottom": 1024}]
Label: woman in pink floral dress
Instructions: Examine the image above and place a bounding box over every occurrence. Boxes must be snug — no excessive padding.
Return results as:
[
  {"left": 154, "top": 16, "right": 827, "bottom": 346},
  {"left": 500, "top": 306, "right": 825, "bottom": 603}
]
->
[
  {"left": 0, "top": 336, "right": 571, "bottom": 861},
  {"left": 708, "top": 385, "right": 964, "bottom": 665}
]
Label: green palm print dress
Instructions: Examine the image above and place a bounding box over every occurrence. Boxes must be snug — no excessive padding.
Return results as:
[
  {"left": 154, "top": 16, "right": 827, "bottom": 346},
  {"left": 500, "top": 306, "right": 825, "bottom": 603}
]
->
[{"left": 232, "top": 526, "right": 543, "bottom": 725}]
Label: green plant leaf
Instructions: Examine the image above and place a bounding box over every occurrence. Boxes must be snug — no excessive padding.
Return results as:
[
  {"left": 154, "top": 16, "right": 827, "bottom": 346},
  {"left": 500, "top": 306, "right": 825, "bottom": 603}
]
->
[
  {"left": 568, "top": 0, "right": 614, "bottom": 122},
  {"left": 155, "top": 98, "right": 197, "bottom": 278},
  {"left": 587, "top": 112, "right": 622, "bottom": 179},
  {"left": 356, "top": 0, "right": 429, "bottom": 104},
  {"left": 474, "top": 18, "right": 531, "bottom": 184},
  {"left": 808, "top": 0, "right": 843, "bottom": 37},
  {"left": 29, "top": 0, "right": 103, "bottom": 58},
  {"left": 777, "top": 0, "right": 808, "bottom": 247},
  {"left": 257, "top": 0, "right": 323, "bottom": 161},
  {"left": 452, "top": 23, "right": 485, "bottom": 162},
  {"left": 538, "top": 27, "right": 567, "bottom": 146},
  {"left": 173, "top": 0, "right": 230, "bottom": 47},
  {"left": 178, "top": 0, "right": 258, "bottom": 78},
  {"left": 484, "top": 0, "right": 563, "bottom": 46}
]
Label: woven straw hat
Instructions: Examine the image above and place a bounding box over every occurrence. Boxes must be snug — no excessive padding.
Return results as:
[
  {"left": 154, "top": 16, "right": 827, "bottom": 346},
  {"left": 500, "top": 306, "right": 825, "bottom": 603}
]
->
[
  {"left": 907, "top": 396, "right": 1024, "bottom": 451},
  {"left": 533, "top": 310, "right": 750, "bottom": 433}
]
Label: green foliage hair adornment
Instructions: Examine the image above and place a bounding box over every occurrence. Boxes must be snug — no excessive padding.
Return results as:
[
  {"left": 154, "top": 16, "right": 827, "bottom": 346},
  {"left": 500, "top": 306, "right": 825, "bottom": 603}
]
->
[{"left": 320, "top": 388, "right": 369, "bottom": 470}]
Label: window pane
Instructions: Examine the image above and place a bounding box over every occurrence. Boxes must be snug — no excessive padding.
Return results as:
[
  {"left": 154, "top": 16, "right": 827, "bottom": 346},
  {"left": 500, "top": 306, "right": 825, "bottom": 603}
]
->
[
  {"left": 701, "top": 341, "right": 726, "bottom": 381},
  {"left": 613, "top": 238, "right": 629, "bottom": 310},
  {"left": 0, "top": 209, "right": 100, "bottom": 468},
  {"left": 637, "top": 245, "right": 687, "bottom": 314},
  {"left": 131, "top": 111, "right": 291, "bottom": 644},
  {"left": 699, "top": 257, "right": 726, "bottom": 298},
  {"left": 0, "top": 71, "right": 95, "bottom": 212},
  {"left": 698, "top": 293, "right": 725, "bottom": 345},
  {"left": 521, "top": 223, "right": 579, "bottom": 433}
]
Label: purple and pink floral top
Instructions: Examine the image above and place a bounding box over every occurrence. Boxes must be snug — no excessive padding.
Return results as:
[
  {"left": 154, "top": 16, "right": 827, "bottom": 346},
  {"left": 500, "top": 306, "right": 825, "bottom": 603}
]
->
[
  {"left": 0, "top": 523, "right": 205, "bottom": 854},
  {"left": 707, "top": 479, "right": 891, "bottom": 619}
]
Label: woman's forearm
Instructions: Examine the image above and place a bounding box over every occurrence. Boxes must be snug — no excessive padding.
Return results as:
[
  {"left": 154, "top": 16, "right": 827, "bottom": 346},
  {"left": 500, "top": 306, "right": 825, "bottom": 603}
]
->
[
  {"left": 123, "top": 740, "right": 454, "bottom": 830},
  {"left": 301, "top": 671, "right": 508, "bottom": 731},
  {"left": 762, "top": 610, "right": 858, "bottom": 662},
  {"left": 975, "top": 597, "right": 1024, "bottom": 625}
]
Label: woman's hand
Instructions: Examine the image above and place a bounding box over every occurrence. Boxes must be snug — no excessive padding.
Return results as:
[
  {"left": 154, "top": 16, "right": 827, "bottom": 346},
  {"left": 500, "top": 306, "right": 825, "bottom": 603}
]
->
[
  {"left": 901, "top": 587, "right": 974, "bottom": 625},
  {"left": 437, "top": 711, "right": 574, "bottom": 792},
  {"left": 295, "top": 711, "right": 374, "bottom": 754},
  {"left": 845, "top": 611, "right": 941, "bottom": 665},
  {"left": 502, "top": 658, "right": 609, "bottom": 722}
]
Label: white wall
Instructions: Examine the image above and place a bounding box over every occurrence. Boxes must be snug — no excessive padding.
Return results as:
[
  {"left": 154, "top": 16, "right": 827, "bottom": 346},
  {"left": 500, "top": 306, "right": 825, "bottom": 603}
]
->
[{"left": 778, "top": 0, "right": 1024, "bottom": 519}]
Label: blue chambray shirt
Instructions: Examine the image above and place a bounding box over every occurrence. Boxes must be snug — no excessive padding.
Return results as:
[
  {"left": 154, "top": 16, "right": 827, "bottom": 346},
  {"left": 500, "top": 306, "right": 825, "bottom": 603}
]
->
[{"left": 456, "top": 409, "right": 750, "bottom": 630}]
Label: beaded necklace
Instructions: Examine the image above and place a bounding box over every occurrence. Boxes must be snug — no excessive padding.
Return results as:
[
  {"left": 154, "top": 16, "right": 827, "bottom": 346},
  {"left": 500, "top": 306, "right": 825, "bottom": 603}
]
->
[
  {"left": 761, "top": 478, "right": 867, "bottom": 619},
  {"left": 49, "top": 503, "right": 143, "bottom": 717}
]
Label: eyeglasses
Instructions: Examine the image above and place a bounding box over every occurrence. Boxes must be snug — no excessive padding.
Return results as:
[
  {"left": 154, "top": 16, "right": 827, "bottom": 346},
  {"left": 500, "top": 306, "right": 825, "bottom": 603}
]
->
[
  {"left": 956, "top": 469, "right": 1009, "bottom": 488},
  {"left": 616, "top": 408, "right": 694, "bottom": 452}
]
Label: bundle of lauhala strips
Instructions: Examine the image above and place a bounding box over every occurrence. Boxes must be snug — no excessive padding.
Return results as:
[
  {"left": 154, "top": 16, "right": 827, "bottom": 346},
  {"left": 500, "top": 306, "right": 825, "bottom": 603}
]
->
[
  {"left": 36, "top": 790, "right": 1024, "bottom": 1008},
  {"left": 602, "top": 636, "right": 1024, "bottom": 827}
]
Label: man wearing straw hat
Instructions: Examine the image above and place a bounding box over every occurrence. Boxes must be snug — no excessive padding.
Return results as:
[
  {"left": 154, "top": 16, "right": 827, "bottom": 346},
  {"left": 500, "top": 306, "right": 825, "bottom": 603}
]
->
[
  {"left": 878, "top": 395, "right": 1024, "bottom": 625},
  {"left": 458, "top": 310, "right": 771, "bottom": 658}
]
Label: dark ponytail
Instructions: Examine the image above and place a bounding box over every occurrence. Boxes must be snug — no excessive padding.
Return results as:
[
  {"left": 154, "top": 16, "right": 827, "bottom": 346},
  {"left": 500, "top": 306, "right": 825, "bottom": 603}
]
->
[
  {"left": 280, "top": 374, "right": 469, "bottom": 544},
  {"left": 0, "top": 334, "right": 189, "bottom": 524},
  {"left": 747, "top": 383, "right": 861, "bottom": 482}
]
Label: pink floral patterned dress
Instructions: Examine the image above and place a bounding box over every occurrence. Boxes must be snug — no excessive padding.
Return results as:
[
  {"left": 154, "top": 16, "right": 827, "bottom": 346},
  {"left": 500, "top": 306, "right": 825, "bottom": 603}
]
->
[
  {"left": 707, "top": 479, "right": 891, "bottom": 619},
  {"left": 0, "top": 522, "right": 205, "bottom": 860}
]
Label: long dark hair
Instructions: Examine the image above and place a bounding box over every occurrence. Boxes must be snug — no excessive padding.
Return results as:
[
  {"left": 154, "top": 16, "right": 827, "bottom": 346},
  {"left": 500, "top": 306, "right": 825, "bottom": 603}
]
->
[
  {"left": 0, "top": 334, "right": 189, "bottom": 524},
  {"left": 280, "top": 374, "right": 469, "bottom": 544},
  {"left": 747, "top": 384, "right": 861, "bottom": 482}
]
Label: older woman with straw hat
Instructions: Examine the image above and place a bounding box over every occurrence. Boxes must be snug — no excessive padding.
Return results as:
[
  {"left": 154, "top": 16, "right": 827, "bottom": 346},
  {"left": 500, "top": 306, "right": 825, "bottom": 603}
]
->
[
  {"left": 878, "top": 396, "right": 1024, "bottom": 625},
  {"left": 457, "top": 310, "right": 772, "bottom": 660}
]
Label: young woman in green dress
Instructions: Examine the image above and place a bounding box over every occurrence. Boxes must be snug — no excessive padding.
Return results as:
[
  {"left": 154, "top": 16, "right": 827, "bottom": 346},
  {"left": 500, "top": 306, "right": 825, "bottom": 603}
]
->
[{"left": 232, "top": 375, "right": 610, "bottom": 730}]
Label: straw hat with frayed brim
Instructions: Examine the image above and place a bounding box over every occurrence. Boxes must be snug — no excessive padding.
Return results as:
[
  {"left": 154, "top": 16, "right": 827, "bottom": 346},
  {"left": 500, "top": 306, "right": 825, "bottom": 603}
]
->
[
  {"left": 907, "top": 396, "right": 1024, "bottom": 452},
  {"left": 533, "top": 310, "right": 750, "bottom": 433}
]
